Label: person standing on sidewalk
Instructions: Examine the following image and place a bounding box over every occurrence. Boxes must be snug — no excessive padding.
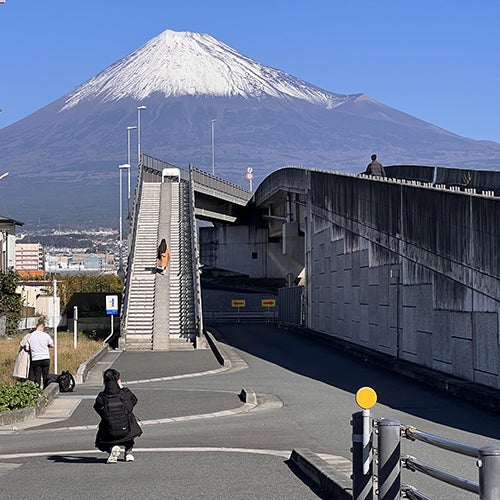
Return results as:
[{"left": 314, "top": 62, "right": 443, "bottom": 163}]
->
[
  {"left": 12, "top": 330, "right": 33, "bottom": 381},
  {"left": 25, "top": 320, "right": 53, "bottom": 388},
  {"left": 94, "top": 368, "right": 142, "bottom": 463}
]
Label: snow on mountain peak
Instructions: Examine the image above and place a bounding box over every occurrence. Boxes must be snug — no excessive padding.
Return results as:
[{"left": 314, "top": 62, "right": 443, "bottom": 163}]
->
[{"left": 61, "top": 29, "right": 355, "bottom": 110}]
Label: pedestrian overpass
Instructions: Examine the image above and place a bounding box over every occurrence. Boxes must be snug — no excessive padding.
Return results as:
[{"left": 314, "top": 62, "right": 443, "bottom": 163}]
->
[
  {"left": 121, "top": 153, "right": 500, "bottom": 398},
  {"left": 121, "top": 154, "right": 252, "bottom": 350}
]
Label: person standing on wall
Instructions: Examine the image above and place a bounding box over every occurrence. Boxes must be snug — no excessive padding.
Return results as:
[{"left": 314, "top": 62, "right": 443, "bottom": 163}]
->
[
  {"left": 156, "top": 238, "right": 171, "bottom": 275},
  {"left": 26, "top": 319, "right": 53, "bottom": 389},
  {"left": 365, "top": 154, "right": 386, "bottom": 177}
]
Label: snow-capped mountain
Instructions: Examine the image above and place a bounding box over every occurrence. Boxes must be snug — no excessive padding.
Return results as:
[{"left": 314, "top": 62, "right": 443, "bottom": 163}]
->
[
  {"left": 0, "top": 29, "right": 499, "bottom": 229},
  {"left": 62, "top": 30, "right": 356, "bottom": 110}
]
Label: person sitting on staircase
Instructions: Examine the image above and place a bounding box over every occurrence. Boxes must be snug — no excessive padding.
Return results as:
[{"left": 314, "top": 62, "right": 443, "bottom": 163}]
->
[{"left": 156, "top": 238, "right": 171, "bottom": 275}]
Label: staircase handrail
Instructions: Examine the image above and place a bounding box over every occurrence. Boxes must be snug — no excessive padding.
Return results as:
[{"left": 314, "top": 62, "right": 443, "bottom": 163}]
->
[
  {"left": 121, "top": 154, "right": 148, "bottom": 338},
  {"left": 189, "top": 164, "right": 204, "bottom": 338}
]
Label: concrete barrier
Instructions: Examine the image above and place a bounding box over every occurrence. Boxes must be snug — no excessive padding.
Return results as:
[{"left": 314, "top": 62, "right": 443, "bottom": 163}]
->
[
  {"left": 75, "top": 344, "right": 109, "bottom": 384},
  {"left": 0, "top": 381, "right": 59, "bottom": 427},
  {"left": 289, "top": 448, "right": 353, "bottom": 499}
]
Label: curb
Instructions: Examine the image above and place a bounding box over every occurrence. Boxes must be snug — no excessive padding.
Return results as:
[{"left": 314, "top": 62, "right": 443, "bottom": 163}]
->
[
  {"left": 289, "top": 448, "right": 353, "bottom": 499},
  {"left": 75, "top": 344, "right": 109, "bottom": 384},
  {"left": 203, "top": 330, "right": 230, "bottom": 367},
  {"left": 0, "top": 382, "right": 59, "bottom": 427}
]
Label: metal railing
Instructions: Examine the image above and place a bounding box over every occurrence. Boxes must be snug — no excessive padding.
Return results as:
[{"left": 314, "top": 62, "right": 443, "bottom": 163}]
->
[
  {"left": 352, "top": 413, "right": 500, "bottom": 499},
  {"left": 190, "top": 165, "right": 252, "bottom": 205},
  {"left": 203, "top": 307, "right": 278, "bottom": 324},
  {"left": 120, "top": 153, "right": 147, "bottom": 343},
  {"left": 188, "top": 165, "right": 204, "bottom": 341}
]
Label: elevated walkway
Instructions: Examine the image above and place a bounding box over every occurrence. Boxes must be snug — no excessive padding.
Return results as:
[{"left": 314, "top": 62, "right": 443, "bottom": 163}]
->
[{"left": 122, "top": 160, "right": 204, "bottom": 350}]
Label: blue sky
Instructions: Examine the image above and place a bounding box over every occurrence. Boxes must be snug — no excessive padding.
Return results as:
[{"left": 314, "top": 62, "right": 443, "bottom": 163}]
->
[{"left": 0, "top": 0, "right": 499, "bottom": 143}]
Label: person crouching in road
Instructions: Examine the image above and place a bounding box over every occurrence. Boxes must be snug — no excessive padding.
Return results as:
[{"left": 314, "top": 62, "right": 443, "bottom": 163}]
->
[{"left": 94, "top": 368, "right": 142, "bottom": 463}]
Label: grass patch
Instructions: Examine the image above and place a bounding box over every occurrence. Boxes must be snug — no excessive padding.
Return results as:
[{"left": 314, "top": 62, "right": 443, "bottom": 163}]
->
[{"left": 0, "top": 332, "right": 102, "bottom": 386}]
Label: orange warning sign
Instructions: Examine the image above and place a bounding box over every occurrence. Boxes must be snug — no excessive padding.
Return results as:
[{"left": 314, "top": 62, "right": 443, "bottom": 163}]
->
[
  {"left": 231, "top": 299, "right": 246, "bottom": 308},
  {"left": 261, "top": 299, "right": 276, "bottom": 307}
]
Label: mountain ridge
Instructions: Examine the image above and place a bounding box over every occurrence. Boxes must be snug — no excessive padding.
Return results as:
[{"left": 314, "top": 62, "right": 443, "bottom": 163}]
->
[
  {"left": 0, "top": 29, "right": 499, "bottom": 230},
  {"left": 61, "top": 30, "right": 358, "bottom": 110}
]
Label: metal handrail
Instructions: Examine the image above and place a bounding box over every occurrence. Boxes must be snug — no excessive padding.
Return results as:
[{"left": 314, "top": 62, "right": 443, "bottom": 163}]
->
[
  {"left": 121, "top": 154, "right": 147, "bottom": 342},
  {"left": 403, "top": 426, "right": 479, "bottom": 458},
  {"left": 367, "top": 418, "right": 500, "bottom": 499},
  {"left": 188, "top": 165, "right": 204, "bottom": 340},
  {"left": 402, "top": 455, "right": 479, "bottom": 494},
  {"left": 401, "top": 483, "right": 432, "bottom": 500}
]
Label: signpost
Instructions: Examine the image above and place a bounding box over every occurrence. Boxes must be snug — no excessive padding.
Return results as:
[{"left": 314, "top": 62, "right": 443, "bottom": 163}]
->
[
  {"left": 261, "top": 299, "right": 276, "bottom": 308},
  {"left": 105, "top": 295, "right": 119, "bottom": 345},
  {"left": 353, "top": 387, "right": 378, "bottom": 499},
  {"left": 261, "top": 298, "right": 276, "bottom": 322},
  {"left": 73, "top": 306, "right": 78, "bottom": 349},
  {"left": 53, "top": 279, "right": 59, "bottom": 373},
  {"left": 231, "top": 299, "right": 245, "bottom": 323},
  {"left": 246, "top": 167, "right": 254, "bottom": 192}
]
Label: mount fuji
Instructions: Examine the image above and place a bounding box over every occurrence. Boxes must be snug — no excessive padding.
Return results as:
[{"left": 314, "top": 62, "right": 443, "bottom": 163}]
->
[{"left": 1, "top": 29, "right": 499, "bottom": 229}]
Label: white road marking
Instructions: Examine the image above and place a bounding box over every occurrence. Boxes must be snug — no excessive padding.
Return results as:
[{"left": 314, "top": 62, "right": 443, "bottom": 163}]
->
[{"left": 0, "top": 446, "right": 293, "bottom": 461}]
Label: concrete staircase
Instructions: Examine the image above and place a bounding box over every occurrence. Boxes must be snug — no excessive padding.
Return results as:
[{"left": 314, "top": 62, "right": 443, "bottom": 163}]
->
[
  {"left": 124, "top": 183, "right": 160, "bottom": 350},
  {"left": 124, "top": 177, "right": 198, "bottom": 351},
  {"left": 153, "top": 181, "right": 197, "bottom": 350}
]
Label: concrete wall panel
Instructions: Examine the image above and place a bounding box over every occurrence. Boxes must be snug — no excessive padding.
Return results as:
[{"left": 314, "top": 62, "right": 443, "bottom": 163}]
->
[
  {"left": 473, "top": 312, "right": 499, "bottom": 375},
  {"left": 204, "top": 167, "right": 499, "bottom": 390}
]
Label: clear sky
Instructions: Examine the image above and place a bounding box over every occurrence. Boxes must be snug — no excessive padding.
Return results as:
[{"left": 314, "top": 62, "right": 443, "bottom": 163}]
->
[{"left": 0, "top": 0, "right": 498, "bottom": 143}]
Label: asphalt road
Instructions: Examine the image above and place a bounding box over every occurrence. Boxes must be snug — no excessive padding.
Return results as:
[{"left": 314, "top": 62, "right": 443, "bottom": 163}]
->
[{"left": 1, "top": 323, "right": 499, "bottom": 499}]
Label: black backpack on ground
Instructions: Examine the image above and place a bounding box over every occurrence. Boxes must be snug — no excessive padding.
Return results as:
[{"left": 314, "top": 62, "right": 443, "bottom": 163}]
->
[
  {"left": 46, "top": 373, "right": 59, "bottom": 386},
  {"left": 57, "top": 370, "right": 76, "bottom": 392},
  {"left": 103, "top": 393, "right": 130, "bottom": 439}
]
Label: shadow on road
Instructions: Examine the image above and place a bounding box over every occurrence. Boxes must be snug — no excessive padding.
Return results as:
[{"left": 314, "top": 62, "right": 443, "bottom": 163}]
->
[
  {"left": 46, "top": 455, "right": 103, "bottom": 464},
  {"left": 210, "top": 323, "right": 500, "bottom": 441}
]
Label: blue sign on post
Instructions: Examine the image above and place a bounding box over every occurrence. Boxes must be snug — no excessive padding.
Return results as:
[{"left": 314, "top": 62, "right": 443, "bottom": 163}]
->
[{"left": 106, "top": 295, "right": 119, "bottom": 315}]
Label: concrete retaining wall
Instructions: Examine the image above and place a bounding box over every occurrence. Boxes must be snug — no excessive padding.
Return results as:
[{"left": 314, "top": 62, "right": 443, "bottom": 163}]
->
[{"left": 306, "top": 171, "right": 500, "bottom": 389}]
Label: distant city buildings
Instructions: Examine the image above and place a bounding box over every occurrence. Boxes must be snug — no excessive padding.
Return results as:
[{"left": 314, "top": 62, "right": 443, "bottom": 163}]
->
[
  {"left": 44, "top": 251, "right": 114, "bottom": 272},
  {"left": 15, "top": 242, "right": 44, "bottom": 270},
  {"left": 13, "top": 228, "right": 121, "bottom": 274}
]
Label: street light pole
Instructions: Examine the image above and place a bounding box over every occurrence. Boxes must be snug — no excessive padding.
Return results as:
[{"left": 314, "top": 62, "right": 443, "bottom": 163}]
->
[
  {"left": 118, "top": 164, "right": 130, "bottom": 279},
  {"left": 126, "top": 126, "right": 137, "bottom": 220},
  {"left": 137, "top": 106, "right": 147, "bottom": 168},
  {"left": 211, "top": 119, "right": 216, "bottom": 176}
]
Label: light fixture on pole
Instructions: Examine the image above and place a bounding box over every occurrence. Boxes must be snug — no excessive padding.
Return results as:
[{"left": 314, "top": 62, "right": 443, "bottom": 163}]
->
[
  {"left": 0, "top": 172, "right": 9, "bottom": 181},
  {"left": 137, "top": 105, "right": 147, "bottom": 168},
  {"left": 126, "top": 126, "right": 137, "bottom": 220},
  {"left": 118, "top": 163, "right": 130, "bottom": 280},
  {"left": 211, "top": 119, "right": 216, "bottom": 176}
]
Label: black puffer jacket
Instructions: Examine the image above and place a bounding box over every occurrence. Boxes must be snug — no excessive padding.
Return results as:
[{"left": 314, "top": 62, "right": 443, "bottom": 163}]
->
[{"left": 94, "top": 381, "right": 142, "bottom": 448}]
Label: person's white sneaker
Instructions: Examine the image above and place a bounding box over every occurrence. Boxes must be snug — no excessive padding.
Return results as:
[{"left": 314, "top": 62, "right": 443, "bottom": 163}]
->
[
  {"left": 107, "top": 446, "right": 121, "bottom": 463},
  {"left": 125, "top": 453, "right": 135, "bottom": 462}
]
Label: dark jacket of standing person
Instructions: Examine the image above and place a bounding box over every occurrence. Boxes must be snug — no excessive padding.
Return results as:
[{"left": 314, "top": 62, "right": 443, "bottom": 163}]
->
[
  {"left": 94, "top": 369, "right": 142, "bottom": 453},
  {"left": 365, "top": 154, "right": 386, "bottom": 177}
]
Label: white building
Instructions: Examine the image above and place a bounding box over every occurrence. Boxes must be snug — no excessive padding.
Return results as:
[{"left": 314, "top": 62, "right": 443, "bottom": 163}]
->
[
  {"left": 0, "top": 215, "right": 24, "bottom": 272},
  {"left": 15, "top": 242, "right": 44, "bottom": 270}
]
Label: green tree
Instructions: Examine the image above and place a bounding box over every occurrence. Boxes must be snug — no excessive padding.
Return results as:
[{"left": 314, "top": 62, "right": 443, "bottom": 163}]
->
[
  {"left": 0, "top": 270, "right": 23, "bottom": 335},
  {"left": 49, "top": 274, "right": 123, "bottom": 313}
]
